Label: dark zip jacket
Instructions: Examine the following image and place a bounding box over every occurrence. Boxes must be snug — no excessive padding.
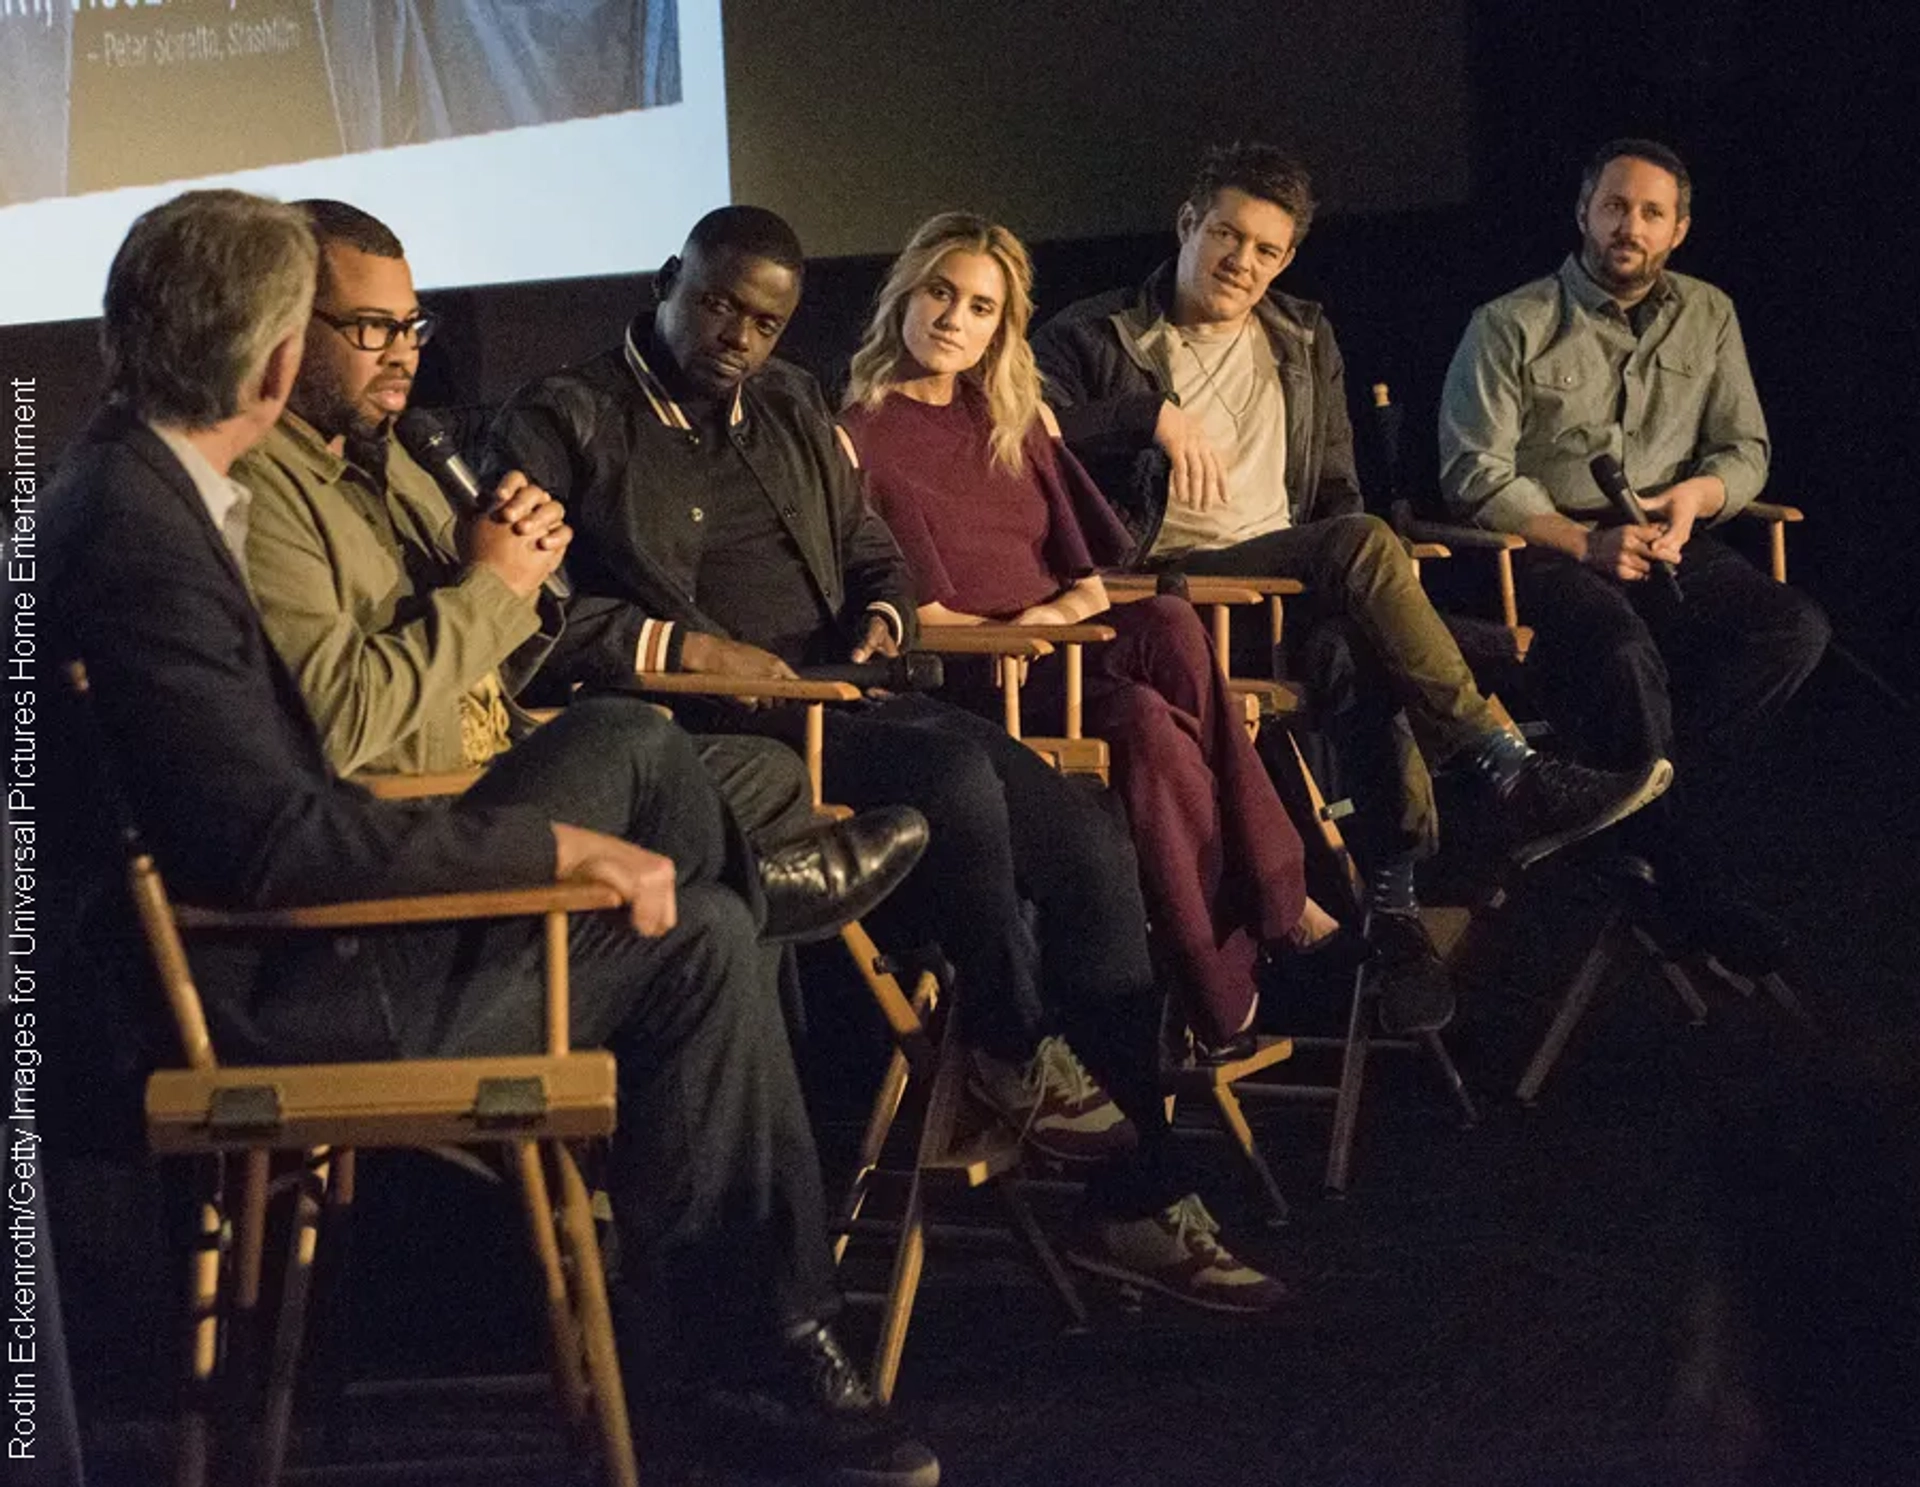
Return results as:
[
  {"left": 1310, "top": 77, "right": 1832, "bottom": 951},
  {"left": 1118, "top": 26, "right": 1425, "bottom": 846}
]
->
[{"left": 1032, "top": 261, "right": 1364, "bottom": 557}]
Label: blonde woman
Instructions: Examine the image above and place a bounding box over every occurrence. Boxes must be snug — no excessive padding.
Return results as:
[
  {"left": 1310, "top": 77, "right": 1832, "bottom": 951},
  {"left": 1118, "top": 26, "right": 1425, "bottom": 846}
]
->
[{"left": 842, "top": 213, "right": 1365, "bottom": 1067}]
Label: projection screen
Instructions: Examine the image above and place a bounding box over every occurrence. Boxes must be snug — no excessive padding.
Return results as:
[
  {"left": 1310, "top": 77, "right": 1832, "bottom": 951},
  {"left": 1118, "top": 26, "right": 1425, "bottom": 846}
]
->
[{"left": 0, "top": 0, "right": 729, "bottom": 326}]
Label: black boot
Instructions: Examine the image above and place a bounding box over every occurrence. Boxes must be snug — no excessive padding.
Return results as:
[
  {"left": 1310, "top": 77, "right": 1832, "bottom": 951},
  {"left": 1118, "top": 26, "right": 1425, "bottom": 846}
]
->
[{"left": 683, "top": 1323, "right": 940, "bottom": 1486}]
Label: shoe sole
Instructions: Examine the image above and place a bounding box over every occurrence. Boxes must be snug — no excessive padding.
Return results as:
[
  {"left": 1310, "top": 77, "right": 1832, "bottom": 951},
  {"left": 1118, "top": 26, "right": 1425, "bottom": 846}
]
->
[
  {"left": 1064, "top": 1249, "right": 1286, "bottom": 1314},
  {"left": 963, "top": 1080, "right": 1138, "bottom": 1165},
  {"left": 1510, "top": 758, "right": 1674, "bottom": 871}
]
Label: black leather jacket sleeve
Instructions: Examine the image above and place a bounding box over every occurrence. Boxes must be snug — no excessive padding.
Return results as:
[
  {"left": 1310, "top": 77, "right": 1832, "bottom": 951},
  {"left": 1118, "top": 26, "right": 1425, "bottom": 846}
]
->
[{"left": 1033, "top": 304, "right": 1168, "bottom": 460}]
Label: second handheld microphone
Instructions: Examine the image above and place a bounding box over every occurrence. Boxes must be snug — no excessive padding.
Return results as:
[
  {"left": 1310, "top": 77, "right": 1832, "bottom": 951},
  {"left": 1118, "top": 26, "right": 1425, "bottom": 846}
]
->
[{"left": 1588, "top": 453, "right": 1683, "bottom": 605}]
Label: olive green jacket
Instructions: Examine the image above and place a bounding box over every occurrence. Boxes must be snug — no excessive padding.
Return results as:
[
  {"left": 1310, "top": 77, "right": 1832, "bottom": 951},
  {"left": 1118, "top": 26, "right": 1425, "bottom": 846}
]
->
[{"left": 236, "top": 412, "right": 553, "bottom": 777}]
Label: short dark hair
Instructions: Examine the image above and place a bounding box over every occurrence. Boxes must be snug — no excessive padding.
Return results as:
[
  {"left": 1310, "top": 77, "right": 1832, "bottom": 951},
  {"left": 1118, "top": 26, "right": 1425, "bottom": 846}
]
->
[
  {"left": 101, "top": 190, "right": 315, "bottom": 428},
  {"left": 1579, "top": 138, "right": 1693, "bottom": 219},
  {"left": 682, "top": 205, "right": 805, "bottom": 277},
  {"left": 294, "top": 200, "right": 405, "bottom": 300},
  {"left": 1185, "top": 142, "right": 1317, "bottom": 244}
]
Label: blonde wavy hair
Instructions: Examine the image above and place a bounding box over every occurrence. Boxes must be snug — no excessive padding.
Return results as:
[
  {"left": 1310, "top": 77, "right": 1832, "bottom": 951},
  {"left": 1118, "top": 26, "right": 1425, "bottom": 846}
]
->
[{"left": 844, "top": 212, "right": 1044, "bottom": 474}]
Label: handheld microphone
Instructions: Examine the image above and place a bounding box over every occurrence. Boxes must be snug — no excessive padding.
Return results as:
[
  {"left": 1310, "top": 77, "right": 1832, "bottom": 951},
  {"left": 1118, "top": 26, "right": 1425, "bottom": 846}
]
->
[
  {"left": 797, "top": 654, "right": 947, "bottom": 692},
  {"left": 1588, "top": 454, "right": 1683, "bottom": 605},
  {"left": 396, "top": 409, "right": 571, "bottom": 602}
]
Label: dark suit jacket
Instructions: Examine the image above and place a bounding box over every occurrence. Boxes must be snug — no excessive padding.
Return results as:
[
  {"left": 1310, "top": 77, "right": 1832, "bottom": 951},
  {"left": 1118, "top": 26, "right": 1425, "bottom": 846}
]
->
[{"left": 44, "top": 407, "right": 557, "bottom": 1060}]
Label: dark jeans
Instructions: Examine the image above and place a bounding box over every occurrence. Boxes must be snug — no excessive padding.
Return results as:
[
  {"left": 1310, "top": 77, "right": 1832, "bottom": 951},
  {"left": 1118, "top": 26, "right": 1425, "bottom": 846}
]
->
[
  {"left": 1512, "top": 531, "right": 1830, "bottom": 871},
  {"left": 693, "top": 732, "right": 816, "bottom": 850},
  {"left": 247, "top": 699, "right": 838, "bottom": 1350},
  {"left": 1178, "top": 513, "right": 1500, "bottom": 866},
  {"left": 818, "top": 692, "right": 1178, "bottom": 1218}
]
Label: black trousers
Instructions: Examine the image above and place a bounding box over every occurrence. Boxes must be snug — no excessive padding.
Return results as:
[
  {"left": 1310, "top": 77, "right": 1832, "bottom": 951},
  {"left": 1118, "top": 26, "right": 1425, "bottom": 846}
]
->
[
  {"left": 820, "top": 693, "right": 1177, "bottom": 1217},
  {"left": 242, "top": 698, "right": 839, "bottom": 1352},
  {"left": 1512, "top": 530, "right": 1830, "bottom": 868},
  {"left": 693, "top": 732, "right": 815, "bottom": 850}
]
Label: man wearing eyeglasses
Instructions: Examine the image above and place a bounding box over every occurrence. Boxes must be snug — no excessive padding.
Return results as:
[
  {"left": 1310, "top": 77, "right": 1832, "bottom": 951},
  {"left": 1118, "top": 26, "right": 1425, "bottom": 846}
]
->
[
  {"left": 235, "top": 200, "right": 931, "bottom": 946},
  {"left": 234, "top": 198, "right": 571, "bottom": 777}
]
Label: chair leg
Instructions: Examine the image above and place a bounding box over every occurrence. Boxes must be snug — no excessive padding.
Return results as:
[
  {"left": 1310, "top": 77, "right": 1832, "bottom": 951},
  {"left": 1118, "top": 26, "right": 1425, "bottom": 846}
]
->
[
  {"left": 301, "top": 1149, "right": 360, "bottom": 1465},
  {"left": 1210, "top": 1084, "right": 1291, "bottom": 1226},
  {"left": 871, "top": 999, "right": 970, "bottom": 1405},
  {"left": 1704, "top": 957, "right": 1815, "bottom": 1028},
  {"left": 513, "top": 1141, "right": 590, "bottom": 1430},
  {"left": 995, "top": 1182, "right": 1087, "bottom": 1328},
  {"left": 870, "top": 1166, "right": 927, "bottom": 1407},
  {"left": 1325, "top": 968, "right": 1373, "bottom": 1194},
  {"left": 1760, "top": 971, "right": 1812, "bottom": 1025},
  {"left": 836, "top": 1046, "right": 912, "bottom": 1266},
  {"left": 1701, "top": 955, "right": 1758, "bottom": 999},
  {"left": 256, "top": 1148, "right": 334, "bottom": 1487},
  {"left": 177, "top": 1159, "right": 227, "bottom": 1487},
  {"left": 230, "top": 1149, "right": 271, "bottom": 1386},
  {"left": 1419, "top": 1031, "right": 1481, "bottom": 1128},
  {"left": 1633, "top": 925, "right": 1710, "bottom": 1024},
  {"left": 1517, "top": 906, "right": 1626, "bottom": 1104},
  {"left": 552, "top": 1143, "right": 640, "bottom": 1487}
]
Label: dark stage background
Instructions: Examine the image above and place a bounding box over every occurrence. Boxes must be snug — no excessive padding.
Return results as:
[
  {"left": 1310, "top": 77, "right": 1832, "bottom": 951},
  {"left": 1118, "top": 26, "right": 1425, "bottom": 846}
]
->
[{"left": 4, "top": 0, "right": 1916, "bottom": 696}]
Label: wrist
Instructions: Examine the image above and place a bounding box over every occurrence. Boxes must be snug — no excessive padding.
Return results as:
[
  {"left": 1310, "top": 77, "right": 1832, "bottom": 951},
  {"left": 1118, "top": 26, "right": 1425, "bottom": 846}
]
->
[{"left": 679, "top": 631, "right": 716, "bottom": 669}]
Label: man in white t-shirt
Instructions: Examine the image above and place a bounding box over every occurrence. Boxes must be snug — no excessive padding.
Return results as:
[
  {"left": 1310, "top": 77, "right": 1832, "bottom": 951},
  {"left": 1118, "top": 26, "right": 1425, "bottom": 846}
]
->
[{"left": 1035, "top": 143, "right": 1672, "bottom": 1035}]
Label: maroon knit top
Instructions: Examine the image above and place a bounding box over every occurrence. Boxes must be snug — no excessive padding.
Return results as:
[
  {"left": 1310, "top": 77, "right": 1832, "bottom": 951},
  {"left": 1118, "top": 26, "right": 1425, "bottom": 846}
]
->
[{"left": 841, "top": 383, "right": 1134, "bottom": 619}]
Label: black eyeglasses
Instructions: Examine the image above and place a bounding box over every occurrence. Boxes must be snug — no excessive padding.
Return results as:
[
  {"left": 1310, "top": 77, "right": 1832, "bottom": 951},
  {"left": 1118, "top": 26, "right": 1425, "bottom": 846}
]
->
[{"left": 311, "top": 306, "right": 438, "bottom": 352}]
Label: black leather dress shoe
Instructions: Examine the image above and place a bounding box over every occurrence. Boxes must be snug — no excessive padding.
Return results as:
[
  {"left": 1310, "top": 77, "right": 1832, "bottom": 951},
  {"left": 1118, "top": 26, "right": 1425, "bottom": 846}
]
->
[
  {"left": 675, "top": 1324, "right": 940, "bottom": 1486},
  {"left": 758, "top": 806, "right": 929, "bottom": 944}
]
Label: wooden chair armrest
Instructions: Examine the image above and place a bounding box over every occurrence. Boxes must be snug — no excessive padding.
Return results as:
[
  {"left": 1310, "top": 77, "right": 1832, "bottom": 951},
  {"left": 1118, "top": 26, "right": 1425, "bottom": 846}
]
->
[
  {"left": 146, "top": 1051, "right": 619, "bottom": 1151},
  {"left": 1188, "top": 574, "right": 1305, "bottom": 598},
  {"left": 1398, "top": 517, "right": 1527, "bottom": 551},
  {"left": 916, "top": 627, "right": 1054, "bottom": 659},
  {"left": 1105, "top": 572, "right": 1304, "bottom": 601},
  {"left": 354, "top": 769, "right": 485, "bottom": 800},
  {"left": 174, "top": 882, "right": 624, "bottom": 932},
  {"left": 1103, "top": 574, "right": 1268, "bottom": 607},
  {"left": 1228, "top": 678, "right": 1306, "bottom": 716},
  {"left": 629, "top": 673, "right": 862, "bottom": 702},
  {"left": 1741, "top": 500, "right": 1804, "bottom": 523},
  {"left": 983, "top": 622, "right": 1117, "bottom": 645},
  {"left": 1405, "top": 540, "right": 1451, "bottom": 560}
]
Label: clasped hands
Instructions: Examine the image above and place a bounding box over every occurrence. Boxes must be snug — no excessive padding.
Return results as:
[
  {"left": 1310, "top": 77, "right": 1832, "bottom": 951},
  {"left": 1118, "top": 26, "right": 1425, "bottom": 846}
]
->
[
  {"left": 1584, "top": 476, "right": 1722, "bottom": 582},
  {"left": 459, "top": 469, "right": 571, "bottom": 597}
]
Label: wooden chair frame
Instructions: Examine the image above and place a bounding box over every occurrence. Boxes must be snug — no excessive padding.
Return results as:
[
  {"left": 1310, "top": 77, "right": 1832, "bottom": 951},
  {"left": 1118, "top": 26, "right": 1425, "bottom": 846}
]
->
[
  {"left": 64, "top": 660, "right": 637, "bottom": 1487},
  {"left": 1106, "top": 573, "right": 1483, "bottom": 1194},
  {"left": 474, "top": 671, "right": 1086, "bottom": 1406},
  {"left": 922, "top": 615, "right": 1306, "bottom": 1223},
  {"left": 1365, "top": 383, "right": 1811, "bottom": 1102}
]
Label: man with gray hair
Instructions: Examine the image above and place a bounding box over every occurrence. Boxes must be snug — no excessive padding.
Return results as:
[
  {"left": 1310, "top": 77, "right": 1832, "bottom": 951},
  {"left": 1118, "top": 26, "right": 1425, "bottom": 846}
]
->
[{"left": 43, "top": 190, "right": 938, "bottom": 1487}]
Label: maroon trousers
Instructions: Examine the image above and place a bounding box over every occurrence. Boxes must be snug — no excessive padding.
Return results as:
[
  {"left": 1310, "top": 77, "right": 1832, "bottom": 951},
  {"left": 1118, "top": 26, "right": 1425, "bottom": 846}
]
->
[{"left": 1024, "top": 595, "right": 1307, "bottom": 1044}]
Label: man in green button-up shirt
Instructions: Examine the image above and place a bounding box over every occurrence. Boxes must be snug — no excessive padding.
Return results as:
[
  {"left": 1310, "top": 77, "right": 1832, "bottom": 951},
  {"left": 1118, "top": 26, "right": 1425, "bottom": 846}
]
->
[{"left": 1439, "top": 139, "right": 1829, "bottom": 971}]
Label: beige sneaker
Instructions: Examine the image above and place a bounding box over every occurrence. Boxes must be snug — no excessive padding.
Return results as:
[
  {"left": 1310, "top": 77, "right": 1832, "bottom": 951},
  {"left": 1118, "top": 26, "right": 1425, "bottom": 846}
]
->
[
  {"left": 968, "top": 1035, "right": 1137, "bottom": 1163},
  {"left": 1066, "top": 1194, "right": 1289, "bottom": 1313}
]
